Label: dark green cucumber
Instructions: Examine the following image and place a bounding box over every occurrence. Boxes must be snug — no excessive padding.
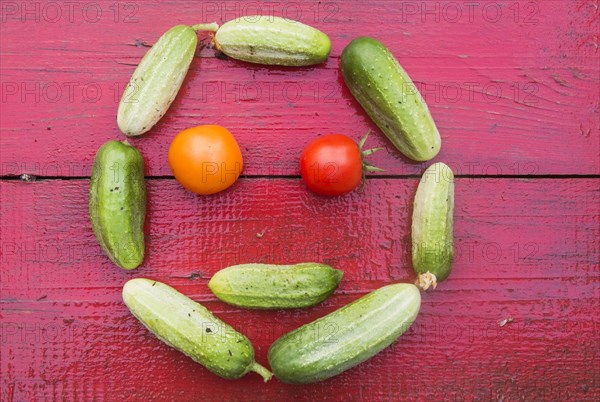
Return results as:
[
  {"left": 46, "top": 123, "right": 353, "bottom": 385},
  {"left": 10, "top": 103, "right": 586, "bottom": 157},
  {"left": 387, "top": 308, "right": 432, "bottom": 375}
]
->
[
  {"left": 207, "top": 16, "right": 331, "bottom": 66},
  {"left": 341, "top": 37, "right": 441, "bottom": 161},
  {"left": 117, "top": 25, "right": 199, "bottom": 136},
  {"left": 122, "top": 278, "right": 272, "bottom": 381},
  {"left": 89, "top": 140, "right": 145, "bottom": 270},
  {"left": 268, "top": 283, "right": 421, "bottom": 384},
  {"left": 412, "top": 162, "right": 454, "bottom": 290},
  {"left": 208, "top": 263, "right": 343, "bottom": 309}
]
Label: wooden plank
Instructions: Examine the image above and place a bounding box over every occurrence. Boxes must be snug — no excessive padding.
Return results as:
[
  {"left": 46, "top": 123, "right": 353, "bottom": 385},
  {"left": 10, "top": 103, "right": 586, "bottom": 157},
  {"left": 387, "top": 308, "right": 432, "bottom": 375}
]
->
[
  {"left": 1, "top": 0, "right": 599, "bottom": 177},
  {"left": 1, "top": 178, "right": 598, "bottom": 401}
]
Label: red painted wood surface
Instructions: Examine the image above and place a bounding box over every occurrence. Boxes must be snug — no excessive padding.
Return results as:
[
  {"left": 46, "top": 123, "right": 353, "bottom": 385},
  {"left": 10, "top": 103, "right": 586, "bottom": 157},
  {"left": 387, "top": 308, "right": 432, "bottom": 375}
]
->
[
  {"left": 1, "top": 1, "right": 599, "bottom": 401},
  {"left": 1, "top": 1, "right": 598, "bottom": 177},
  {"left": 1, "top": 179, "right": 599, "bottom": 401}
]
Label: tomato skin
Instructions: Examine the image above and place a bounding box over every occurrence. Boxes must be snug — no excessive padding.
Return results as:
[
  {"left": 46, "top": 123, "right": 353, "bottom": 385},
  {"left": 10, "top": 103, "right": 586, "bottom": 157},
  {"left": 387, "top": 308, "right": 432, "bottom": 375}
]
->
[
  {"left": 300, "top": 134, "right": 363, "bottom": 196},
  {"left": 168, "top": 125, "right": 243, "bottom": 195}
]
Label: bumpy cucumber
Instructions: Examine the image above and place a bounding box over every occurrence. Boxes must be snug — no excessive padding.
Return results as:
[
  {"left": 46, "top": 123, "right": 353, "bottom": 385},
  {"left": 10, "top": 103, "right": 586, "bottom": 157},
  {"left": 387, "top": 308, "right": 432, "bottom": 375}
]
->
[
  {"left": 207, "top": 16, "right": 330, "bottom": 66},
  {"left": 117, "top": 25, "right": 198, "bottom": 136},
  {"left": 209, "top": 263, "right": 343, "bottom": 309},
  {"left": 89, "top": 140, "right": 145, "bottom": 270},
  {"left": 341, "top": 37, "right": 441, "bottom": 161},
  {"left": 412, "top": 162, "right": 454, "bottom": 290},
  {"left": 268, "top": 283, "right": 421, "bottom": 384},
  {"left": 122, "top": 278, "right": 273, "bottom": 382}
]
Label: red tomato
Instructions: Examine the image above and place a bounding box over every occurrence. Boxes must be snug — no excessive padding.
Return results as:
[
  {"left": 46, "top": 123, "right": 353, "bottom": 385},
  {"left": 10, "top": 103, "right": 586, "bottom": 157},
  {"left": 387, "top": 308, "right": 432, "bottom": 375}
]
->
[{"left": 300, "top": 134, "right": 364, "bottom": 196}]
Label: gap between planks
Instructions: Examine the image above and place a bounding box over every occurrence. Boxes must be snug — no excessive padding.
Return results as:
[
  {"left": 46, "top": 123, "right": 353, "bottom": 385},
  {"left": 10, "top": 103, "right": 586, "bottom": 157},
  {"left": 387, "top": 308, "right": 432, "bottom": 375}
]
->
[{"left": 1, "top": 174, "right": 600, "bottom": 181}]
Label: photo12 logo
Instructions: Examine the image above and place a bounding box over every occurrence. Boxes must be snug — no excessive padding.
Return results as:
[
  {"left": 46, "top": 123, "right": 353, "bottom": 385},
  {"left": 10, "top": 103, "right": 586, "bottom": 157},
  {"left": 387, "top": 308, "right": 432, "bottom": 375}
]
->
[
  {"left": 1, "top": 321, "right": 78, "bottom": 344},
  {"left": 410, "top": 81, "right": 540, "bottom": 107},
  {"left": 198, "top": 1, "right": 339, "bottom": 23},
  {"left": 1, "top": 1, "right": 140, "bottom": 23},
  {"left": 397, "top": 1, "right": 540, "bottom": 24},
  {"left": 1, "top": 81, "right": 127, "bottom": 104},
  {"left": 195, "top": 81, "right": 340, "bottom": 104}
]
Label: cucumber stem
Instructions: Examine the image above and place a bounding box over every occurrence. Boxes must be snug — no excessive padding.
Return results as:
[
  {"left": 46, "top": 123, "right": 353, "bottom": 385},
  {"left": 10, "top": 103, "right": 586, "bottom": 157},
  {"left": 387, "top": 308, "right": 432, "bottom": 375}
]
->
[
  {"left": 250, "top": 362, "right": 273, "bottom": 382},
  {"left": 191, "top": 22, "right": 219, "bottom": 32},
  {"left": 416, "top": 272, "right": 437, "bottom": 291}
]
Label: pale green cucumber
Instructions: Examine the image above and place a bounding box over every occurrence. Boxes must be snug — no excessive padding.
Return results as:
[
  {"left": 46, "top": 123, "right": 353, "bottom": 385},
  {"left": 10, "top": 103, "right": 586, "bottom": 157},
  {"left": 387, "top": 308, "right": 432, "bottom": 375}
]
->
[
  {"left": 204, "top": 16, "right": 330, "bottom": 66},
  {"left": 268, "top": 283, "right": 421, "bottom": 384},
  {"left": 117, "top": 25, "right": 198, "bottom": 136},
  {"left": 122, "top": 278, "right": 273, "bottom": 382},
  {"left": 341, "top": 37, "right": 441, "bottom": 161},
  {"left": 89, "top": 140, "right": 145, "bottom": 270},
  {"left": 412, "top": 162, "right": 454, "bottom": 290},
  {"left": 209, "top": 263, "right": 343, "bottom": 309}
]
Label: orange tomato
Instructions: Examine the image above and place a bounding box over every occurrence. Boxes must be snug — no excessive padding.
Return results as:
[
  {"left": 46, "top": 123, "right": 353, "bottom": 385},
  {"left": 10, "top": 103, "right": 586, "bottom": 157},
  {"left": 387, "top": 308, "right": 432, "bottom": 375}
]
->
[{"left": 168, "top": 125, "right": 243, "bottom": 195}]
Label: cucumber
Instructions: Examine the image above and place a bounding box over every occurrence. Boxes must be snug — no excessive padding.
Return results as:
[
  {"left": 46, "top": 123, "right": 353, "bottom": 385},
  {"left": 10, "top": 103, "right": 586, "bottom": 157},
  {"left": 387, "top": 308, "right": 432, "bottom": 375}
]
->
[
  {"left": 117, "top": 25, "right": 199, "bottom": 136},
  {"left": 89, "top": 140, "right": 145, "bottom": 270},
  {"left": 268, "top": 283, "right": 421, "bottom": 384},
  {"left": 122, "top": 278, "right": 273, "bottom": 382},
  {"left": 202, "top": 16, "right": 330, "bottom": 66},
  {"left": 341, "top": 37, "right": 441, "bottom": 161},
  {"left": 412, "top": 162, "right": 454, "bottom": 290},
  {"left": 209, "top": 263, "right": 343, "bottom": 309}
]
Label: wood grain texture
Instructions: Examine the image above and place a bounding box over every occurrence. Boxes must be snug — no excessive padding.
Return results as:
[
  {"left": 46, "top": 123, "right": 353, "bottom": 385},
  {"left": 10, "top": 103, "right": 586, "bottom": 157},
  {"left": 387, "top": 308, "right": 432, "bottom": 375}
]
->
[
  {"left": 1, "top": 0, "right": 599, "bottom": 177},
  {"left": 1, "top": 178, "right": 599, "bottom": 401},
  {"left": 1, "top": 1, "right": 599, "bottom": 401}
]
